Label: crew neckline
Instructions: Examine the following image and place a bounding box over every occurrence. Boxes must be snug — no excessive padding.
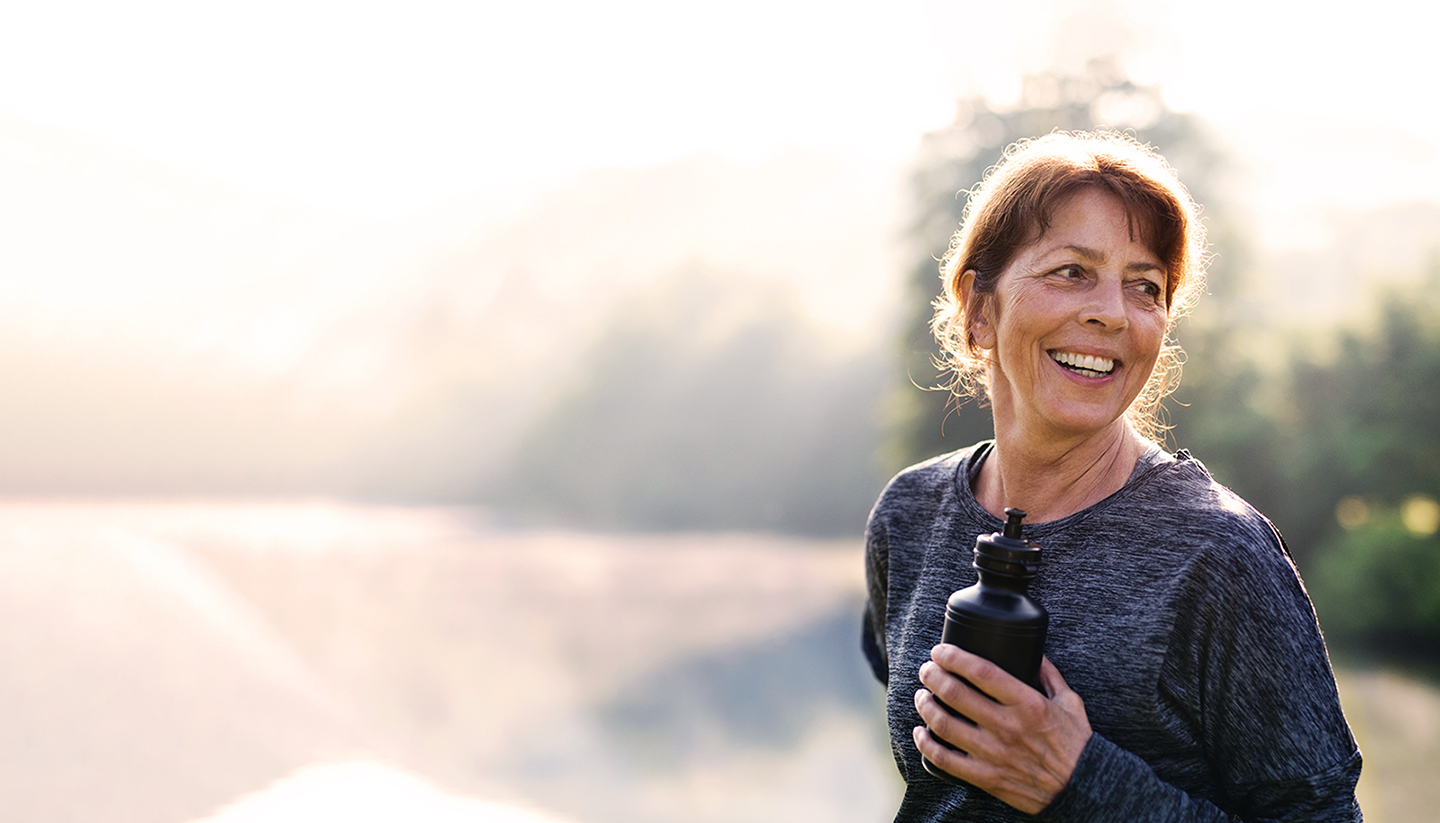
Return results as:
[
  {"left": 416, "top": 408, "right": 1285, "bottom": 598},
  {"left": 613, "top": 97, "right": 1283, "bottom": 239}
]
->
[{"left": 955, "top": 440, "right": 1173, "bottom": 536}]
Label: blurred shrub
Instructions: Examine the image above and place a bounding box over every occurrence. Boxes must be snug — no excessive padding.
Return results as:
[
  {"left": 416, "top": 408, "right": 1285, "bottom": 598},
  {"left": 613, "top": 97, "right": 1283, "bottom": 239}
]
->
[{"left": 1309, "top": 501, "right": 1440, "bottom": 658}]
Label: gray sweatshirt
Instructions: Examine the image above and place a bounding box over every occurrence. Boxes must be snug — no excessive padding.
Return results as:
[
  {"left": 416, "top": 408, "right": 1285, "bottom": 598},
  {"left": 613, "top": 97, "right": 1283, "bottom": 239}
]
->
[{"left": 863, "top": 442, "right": 1362, "bottom": 821}]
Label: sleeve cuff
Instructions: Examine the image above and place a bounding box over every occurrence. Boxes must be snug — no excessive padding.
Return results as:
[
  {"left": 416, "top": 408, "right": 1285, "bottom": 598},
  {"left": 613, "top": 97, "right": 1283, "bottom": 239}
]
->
[{"left": 1037, "top": 733, "right": 1197, "bottom": 822}]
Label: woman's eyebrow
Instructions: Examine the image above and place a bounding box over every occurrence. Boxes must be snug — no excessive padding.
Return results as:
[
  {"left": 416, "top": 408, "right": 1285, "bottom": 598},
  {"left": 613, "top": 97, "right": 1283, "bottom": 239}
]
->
[
  {"left": 1059, "top": 243, "right": 1105, "bottom": 261},
  {"left": 1055, "top": 244, "right": 1163, "bottom": 273}
]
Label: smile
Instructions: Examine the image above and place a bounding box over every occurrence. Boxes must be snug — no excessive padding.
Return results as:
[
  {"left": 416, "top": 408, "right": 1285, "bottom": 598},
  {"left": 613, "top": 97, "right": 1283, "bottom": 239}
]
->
[{"left": 1049, "top": 350, "right": 1116, "bottom": 378}]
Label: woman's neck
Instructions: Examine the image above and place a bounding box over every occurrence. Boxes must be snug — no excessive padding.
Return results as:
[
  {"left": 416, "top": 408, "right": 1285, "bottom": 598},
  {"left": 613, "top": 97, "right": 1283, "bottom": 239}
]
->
[{"left": 974, "top": 420, "right": 1151, "bottom": 524}]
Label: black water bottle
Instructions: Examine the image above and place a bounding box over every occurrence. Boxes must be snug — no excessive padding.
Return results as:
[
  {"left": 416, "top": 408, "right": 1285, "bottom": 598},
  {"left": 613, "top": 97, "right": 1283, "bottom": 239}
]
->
[{"left": 922, "top": 508, "right": 1048, "bottom": 783}]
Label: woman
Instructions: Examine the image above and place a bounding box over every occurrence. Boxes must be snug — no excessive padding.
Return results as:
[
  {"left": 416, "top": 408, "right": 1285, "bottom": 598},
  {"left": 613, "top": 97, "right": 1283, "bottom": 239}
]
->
[{"left": 862, "top": 132, "right": 1362, "bottom": 821}]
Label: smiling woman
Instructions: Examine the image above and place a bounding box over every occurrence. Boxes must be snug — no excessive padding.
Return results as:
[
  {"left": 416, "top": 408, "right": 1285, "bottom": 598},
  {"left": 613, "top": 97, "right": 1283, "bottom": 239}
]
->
[
  {"left": 933, "top": 132, "right": 1205, "bottom": 445},
  {"left": 966, "top": 189, "right": 1171, "bottom": 457},
  {"left": 862, "top": 132, "right": 1362, "bottom": 821}
]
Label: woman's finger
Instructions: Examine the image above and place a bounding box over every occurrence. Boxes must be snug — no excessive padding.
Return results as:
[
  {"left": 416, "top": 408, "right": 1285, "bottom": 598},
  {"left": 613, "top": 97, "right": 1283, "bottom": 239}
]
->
[
  {"left": 929, "top": 644, "right": 1037, "bottom": 708},
  {"left": 912, "top": 723, "right": 1000, "bottom": 787},
  {"left": 1038, "top": 655, "right": 1067, "bottom": 699},
  {"left": 1038, "top": 655, "right": 1090, "bottom": 719},
  {"left": 916, "top": 657, "right": 1002, "bottom": 732},
  {"left": 914, "top": 686, "right": 984, "bottom": 753},
  {"left": 918, "top": 652, "right": 1093, "bottom": 813}
]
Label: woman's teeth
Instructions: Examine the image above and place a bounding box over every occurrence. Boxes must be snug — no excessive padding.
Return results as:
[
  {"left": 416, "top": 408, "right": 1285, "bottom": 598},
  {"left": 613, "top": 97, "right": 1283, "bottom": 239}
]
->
[{"left": 1050, "top": 351, "right": 1115, "bottom": 377}]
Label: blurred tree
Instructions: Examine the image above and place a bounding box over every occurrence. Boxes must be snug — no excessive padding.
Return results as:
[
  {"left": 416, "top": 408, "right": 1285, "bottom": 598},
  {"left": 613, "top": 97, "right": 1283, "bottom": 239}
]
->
[
  {"left": 1291, "top": 259, "right": 1440, "bottom": 669},
  {"left": 888, "top": 56, "right": 1255, "bottom": 480},
  {"left": 493, "top": 263, "right": 889, "bottom": 535},
  {"left": 1276, "top": 261, "right": 1440, "bottom": 562},
  {"left": 891, "top": 54, "right": 1440, "bottom": 655}
]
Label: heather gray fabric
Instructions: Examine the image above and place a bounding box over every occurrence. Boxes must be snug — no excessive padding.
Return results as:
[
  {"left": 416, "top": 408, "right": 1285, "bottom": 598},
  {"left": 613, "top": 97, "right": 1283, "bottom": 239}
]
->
[{"left": 862, "top": 441, "right": 1362, "bottom": 822}]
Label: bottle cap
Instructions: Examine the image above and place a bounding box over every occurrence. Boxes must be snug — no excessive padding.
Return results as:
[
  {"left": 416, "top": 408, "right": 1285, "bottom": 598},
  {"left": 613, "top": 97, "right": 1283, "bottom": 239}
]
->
[{"left": 973, "top": 508, "right": 1042, "bottom": 577}]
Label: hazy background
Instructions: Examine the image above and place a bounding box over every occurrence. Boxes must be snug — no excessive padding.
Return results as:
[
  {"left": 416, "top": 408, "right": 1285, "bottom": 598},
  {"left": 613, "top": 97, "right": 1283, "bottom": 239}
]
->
[{"left": 2, "top": 0, "right": 1439, "bottom": 821}]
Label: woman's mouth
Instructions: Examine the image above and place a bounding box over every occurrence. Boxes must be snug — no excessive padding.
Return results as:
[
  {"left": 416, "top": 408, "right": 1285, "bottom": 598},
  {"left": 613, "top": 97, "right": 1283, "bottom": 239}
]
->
[{"left": 1049, "top": 350, "right": 1116, "bottom": 378}]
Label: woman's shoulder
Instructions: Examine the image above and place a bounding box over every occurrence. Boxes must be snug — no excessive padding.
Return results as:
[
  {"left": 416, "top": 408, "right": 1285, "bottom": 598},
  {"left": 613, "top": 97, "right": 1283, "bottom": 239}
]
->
[
  {"left": 1130, "top": 449, "right": 1292, "bottom": 567},
  {"left": 868, "top": 442, "right": 989, "bottom": 525},
  {"left": 878, "top": 442, "right": 986, "bottom": 499}
]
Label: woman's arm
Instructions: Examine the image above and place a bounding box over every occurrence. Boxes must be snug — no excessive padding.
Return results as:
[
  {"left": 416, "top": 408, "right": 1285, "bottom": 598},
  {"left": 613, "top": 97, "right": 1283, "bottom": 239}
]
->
[
  {"left": 862, "top": 511, "right": 891, "bottom": 685},
  {"left": 914, "top": 635, "right": 1362, "bottom": 822},
  {"left": 913, "top": 646, "right": 1253, "bottom": 821}
]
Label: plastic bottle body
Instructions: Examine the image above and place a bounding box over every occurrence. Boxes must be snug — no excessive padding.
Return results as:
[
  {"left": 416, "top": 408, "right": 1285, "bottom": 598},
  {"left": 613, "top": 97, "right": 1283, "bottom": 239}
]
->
[
  {"left": 941, "top": 576, "right": 1047, "bottom": 691},
  {"left": 921, "top": 508, "right": 1047, "bottom": 785},
  {"left": 922, "top": 578, "right": 1049, "bottom": 784}
]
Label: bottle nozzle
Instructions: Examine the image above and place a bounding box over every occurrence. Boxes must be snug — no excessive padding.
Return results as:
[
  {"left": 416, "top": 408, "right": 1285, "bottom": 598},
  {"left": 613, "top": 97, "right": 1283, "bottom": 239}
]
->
[{"left": 1003, "top": 508, "right": 1027, "bottom": 539}]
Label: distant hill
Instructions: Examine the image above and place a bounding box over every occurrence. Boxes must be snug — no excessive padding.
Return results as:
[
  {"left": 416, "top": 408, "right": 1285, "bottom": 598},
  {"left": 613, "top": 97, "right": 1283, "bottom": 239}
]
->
[
  {"left": 1257, "top": 201, "right": 1440, "bottom": 330},
  {"left": 0, "top": 117, "right": 904, "bottom": 517},
  {"left": 9, "top": 109, "right": 1432, "bottom": 528}
]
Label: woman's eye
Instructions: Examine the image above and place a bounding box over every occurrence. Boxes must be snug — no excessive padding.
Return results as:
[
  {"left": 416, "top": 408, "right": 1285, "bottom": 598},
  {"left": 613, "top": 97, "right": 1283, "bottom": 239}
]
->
[
  {"left": 1132, "top": 279, "right": 1163, "bottom": 300},
  {"left": 1055, "top": 265, "right": 1085, "bottom": 279}
]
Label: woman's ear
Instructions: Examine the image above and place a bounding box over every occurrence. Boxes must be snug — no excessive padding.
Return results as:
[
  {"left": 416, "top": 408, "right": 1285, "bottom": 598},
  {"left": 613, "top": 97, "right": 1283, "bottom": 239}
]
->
[{"left": 961, "top": 270, "right": 996, "bottom": 350}]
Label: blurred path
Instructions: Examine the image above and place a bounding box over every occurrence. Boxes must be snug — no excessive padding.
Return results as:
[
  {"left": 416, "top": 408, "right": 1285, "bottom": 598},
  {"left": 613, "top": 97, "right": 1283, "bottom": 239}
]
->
[
  {"left": 0, "top": 502, "right": 371, "bottom": 823},
  {"left": 193, "top": 761, "right": 574, "bottom": 823},
  {"left": 0, "top": 500, "right": 897, "bottom": 823},
  {"left": 1336, "top": 668, "right": 1440, "bottom": 823}
]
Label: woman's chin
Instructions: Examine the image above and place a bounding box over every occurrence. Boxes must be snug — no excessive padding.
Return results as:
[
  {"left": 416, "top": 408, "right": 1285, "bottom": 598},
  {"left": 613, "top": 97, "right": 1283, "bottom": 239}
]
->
[{"left": 1026, "top": 397, "right": 1134, "bottom": 442}]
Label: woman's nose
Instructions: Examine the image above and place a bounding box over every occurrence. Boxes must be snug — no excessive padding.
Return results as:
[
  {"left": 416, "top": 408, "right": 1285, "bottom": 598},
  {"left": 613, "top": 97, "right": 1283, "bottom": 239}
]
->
[{"left": 1081, "top": 279, "right": 1128, "bottom": 330}]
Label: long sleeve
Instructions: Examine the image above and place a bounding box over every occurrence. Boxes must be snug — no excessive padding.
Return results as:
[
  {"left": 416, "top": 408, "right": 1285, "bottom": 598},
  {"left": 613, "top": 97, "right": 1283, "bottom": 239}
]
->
[
  {"left": 1043, "top": 497, "right": 1363, "bottom": 822},
  {"left": 1041, "top": 734, "right": 1360, "bottom": 822},
  {"left": 864, "top": 445, "right": 1363, "bottom": 822},
  {"left": 863, "top": 511, "right": 890, "bottom": 686}
]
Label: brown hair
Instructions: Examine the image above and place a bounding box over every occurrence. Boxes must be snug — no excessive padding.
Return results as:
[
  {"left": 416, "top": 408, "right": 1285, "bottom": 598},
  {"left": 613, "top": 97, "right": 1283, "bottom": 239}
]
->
[{"left": 931, "top": 130, "right": 1208, "bottom": 440}]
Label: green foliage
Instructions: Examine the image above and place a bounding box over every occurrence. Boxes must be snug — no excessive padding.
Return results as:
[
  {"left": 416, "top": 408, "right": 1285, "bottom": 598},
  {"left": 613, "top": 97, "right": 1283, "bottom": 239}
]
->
[
  {"left": 494, "top": 264, "right": 888, "bottom": 535},
  {"left": 1240, "top": 265, "right": 1440, "bottom": 662},
  {"left": 890, "top": 58, "right": 1440, "bottom": 661},
  {"left": 1272, "top": 266, "right": 1440, "bottom": 564},
  {"left": 1310, "top": 509, "right": 1440, "bottom": 656},
  {"left": 888, "top": 57, "right": 1236, "bottom": 471}
]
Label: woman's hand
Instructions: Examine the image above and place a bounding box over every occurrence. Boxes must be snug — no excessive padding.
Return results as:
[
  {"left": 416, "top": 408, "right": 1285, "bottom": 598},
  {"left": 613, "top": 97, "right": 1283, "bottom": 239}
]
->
[{"left": 913, "top": 645, "right": 1092, "bottom": 814}]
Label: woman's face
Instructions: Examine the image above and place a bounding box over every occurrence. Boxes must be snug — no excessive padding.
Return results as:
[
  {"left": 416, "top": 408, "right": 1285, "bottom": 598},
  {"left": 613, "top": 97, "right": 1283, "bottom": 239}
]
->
[{"left": 967, "top": 188, "right": 1168, "bottom": 444}]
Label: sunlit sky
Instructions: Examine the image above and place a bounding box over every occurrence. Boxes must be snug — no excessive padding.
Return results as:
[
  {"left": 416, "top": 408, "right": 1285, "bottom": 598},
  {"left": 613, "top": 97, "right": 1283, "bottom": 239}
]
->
[{"left": 2, "top": 0, "right": 1437, "bottom": 246}]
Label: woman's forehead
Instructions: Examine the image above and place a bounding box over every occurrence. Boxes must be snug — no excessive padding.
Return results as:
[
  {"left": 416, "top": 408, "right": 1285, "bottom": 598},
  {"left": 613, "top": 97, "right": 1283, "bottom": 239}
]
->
[{"left": 1021, "top": 191, "right": 1166, "bottom": 266}]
